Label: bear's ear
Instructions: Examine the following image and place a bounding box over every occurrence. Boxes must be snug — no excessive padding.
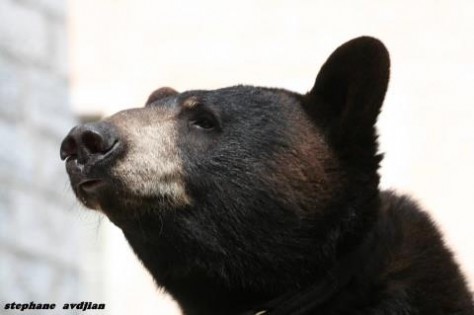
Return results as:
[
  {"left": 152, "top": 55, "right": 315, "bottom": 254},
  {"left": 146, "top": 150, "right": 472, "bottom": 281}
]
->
[
  {"left": 305, "top": 36, "right": 390, "bottom": 164},
  {"left": 146, "top": 87, "right": 179, "bottom": 106}
]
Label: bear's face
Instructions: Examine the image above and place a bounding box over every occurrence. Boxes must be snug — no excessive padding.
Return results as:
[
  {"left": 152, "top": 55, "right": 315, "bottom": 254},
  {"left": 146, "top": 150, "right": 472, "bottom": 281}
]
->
[
  {"left": 61, "top": 84, "right": 341, "bottom": 223},
  {"left": 61, "top": 37, "right": 389, "bottom": 228}
]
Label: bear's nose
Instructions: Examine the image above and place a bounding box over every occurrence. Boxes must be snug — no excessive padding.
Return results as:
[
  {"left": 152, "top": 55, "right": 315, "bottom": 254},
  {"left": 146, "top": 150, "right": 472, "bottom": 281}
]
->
[{"left": 60, "top": 122, "right": 119, "bottom": 163}]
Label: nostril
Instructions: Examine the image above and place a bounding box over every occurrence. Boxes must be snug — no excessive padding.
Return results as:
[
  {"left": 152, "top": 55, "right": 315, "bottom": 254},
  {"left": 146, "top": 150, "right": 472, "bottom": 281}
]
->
[
  {"left": 60, "top": 135, "right": 78, "bottom": 160},
  {"left": 82, "top": 130, "right": 107, "bottom": 154},
  {"left": 81, "top": 126, "right": 118, "bottom": 156}
]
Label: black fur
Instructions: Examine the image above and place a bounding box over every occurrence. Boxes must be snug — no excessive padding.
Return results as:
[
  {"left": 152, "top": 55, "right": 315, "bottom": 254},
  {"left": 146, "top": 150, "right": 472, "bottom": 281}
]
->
[{"left": 62, "top": 37, "right": 474, "bottom": 314}]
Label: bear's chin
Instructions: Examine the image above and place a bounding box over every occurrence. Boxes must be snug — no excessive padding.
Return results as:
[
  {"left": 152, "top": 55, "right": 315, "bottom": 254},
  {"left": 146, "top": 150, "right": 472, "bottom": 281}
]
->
[{"left": 79, "top": 188, "right": 180, "bottom": 225}]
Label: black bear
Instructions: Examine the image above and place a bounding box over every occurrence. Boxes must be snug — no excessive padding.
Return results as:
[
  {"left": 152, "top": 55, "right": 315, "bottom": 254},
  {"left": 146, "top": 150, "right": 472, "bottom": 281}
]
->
[{"left": 60, "top": 37, "right": 474, "bottom": 314}]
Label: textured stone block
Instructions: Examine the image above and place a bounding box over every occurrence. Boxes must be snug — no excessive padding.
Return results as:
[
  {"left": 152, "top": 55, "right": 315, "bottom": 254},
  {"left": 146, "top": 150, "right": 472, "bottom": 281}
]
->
[
  {"left": 50, "top": 22, "right": 69, "bottom": 78},
  {"left": 0, "top": 249, "right": 80, "bottom": 315},
  {"left": 0, "top": 122, "right": 35, "bottom": 186},
  {"left": 30, "top": 133, "right": 73, "bottom": 198},
  {"left": 0, "top": 54, "right": 21, "bottom": 120},
  {"left": 0, "top": 249, "right": 29, "bottom": 303},
  {"left": 3, "top": 188, "right": 82, "bottom": 268},
  {"left": 0, "top": 0, "right": 49, "bottom": 64},
  {"left": 22, "top": 0, "right": 67, "bottom": 20},
  {"left": 23, "top": 67, "right": 75, "bottom": 137},
  {"left": 0, "top": 187, "right": 13, "bottom": 242}
]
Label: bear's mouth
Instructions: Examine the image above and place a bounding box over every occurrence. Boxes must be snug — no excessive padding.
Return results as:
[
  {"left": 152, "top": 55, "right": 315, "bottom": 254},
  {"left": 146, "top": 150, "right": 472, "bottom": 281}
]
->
[
  {"left": 73, "top": 178, "right": 108, "bottom": 209},
  {"left": 78, "top": 179, "right": 105, "bottom": 194}
]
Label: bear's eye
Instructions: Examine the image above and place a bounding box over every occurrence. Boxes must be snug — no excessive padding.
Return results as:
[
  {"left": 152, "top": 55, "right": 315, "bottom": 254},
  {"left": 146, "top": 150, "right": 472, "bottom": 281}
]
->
[{"left": 189, "top": 116, "right": 216, "bottom": 130}]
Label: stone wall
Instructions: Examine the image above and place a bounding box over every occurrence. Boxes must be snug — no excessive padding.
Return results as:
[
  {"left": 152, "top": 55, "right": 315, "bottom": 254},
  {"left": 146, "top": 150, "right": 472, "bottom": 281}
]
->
[{"left": 0, "top": 0, "right": 86, "bottom": 312}]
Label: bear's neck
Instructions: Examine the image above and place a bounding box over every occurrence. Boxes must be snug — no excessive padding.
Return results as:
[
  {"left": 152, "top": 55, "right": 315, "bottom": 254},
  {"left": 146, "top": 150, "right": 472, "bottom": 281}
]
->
[
  {"left": 118, "top": 192, "right": 380, "bottom": 315},
  {"left": 123, "top": 224, "right": 272, "bottom": 314}
]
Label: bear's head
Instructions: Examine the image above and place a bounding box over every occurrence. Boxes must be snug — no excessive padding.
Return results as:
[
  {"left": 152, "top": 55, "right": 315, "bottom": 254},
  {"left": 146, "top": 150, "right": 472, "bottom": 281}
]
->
[{"left": 60, "top": 36, "right": 389, "bottom": 313}]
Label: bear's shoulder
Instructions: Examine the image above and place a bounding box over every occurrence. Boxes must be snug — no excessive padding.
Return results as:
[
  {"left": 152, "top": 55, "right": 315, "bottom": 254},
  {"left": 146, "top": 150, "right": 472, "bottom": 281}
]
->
[{"left": 374, "top": 190, "right": 473, "bottom": 312}]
